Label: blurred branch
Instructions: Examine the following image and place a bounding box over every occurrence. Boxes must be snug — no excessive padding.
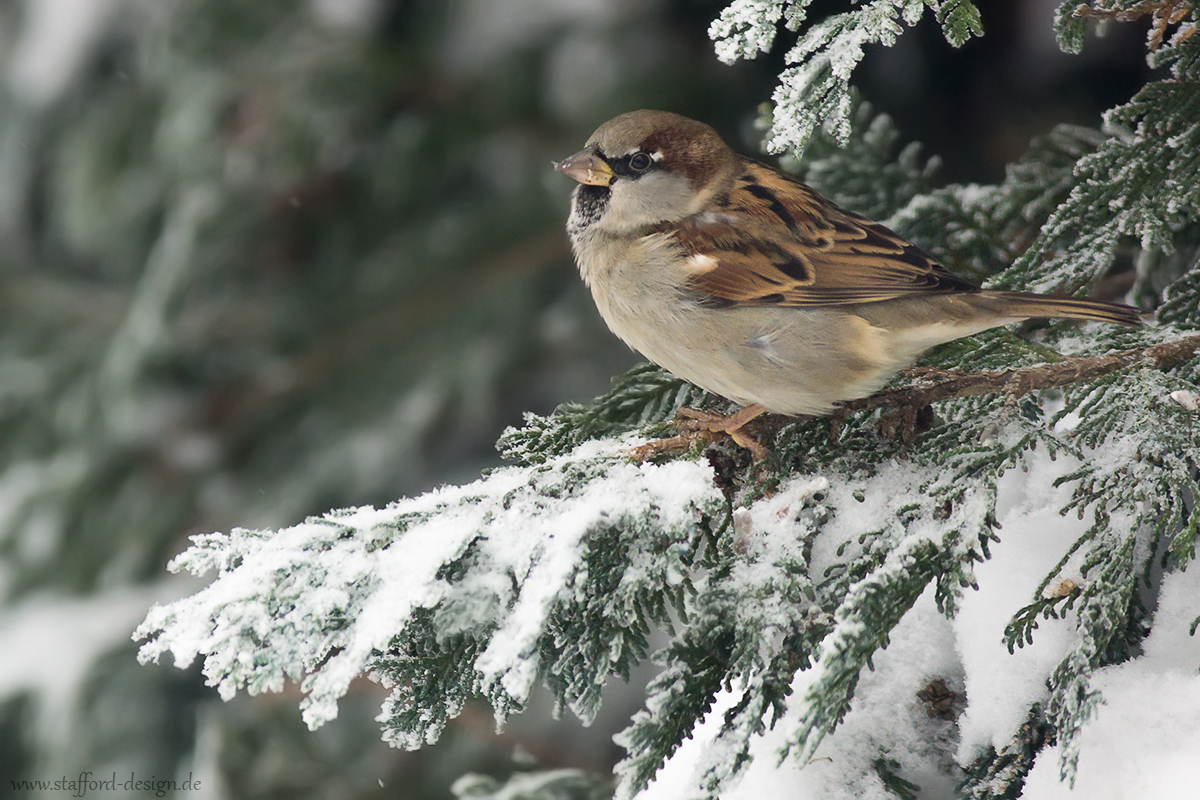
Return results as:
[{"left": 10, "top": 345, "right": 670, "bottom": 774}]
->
[{"left": 224, "top": 229, "right": 570, "bottom": 417}]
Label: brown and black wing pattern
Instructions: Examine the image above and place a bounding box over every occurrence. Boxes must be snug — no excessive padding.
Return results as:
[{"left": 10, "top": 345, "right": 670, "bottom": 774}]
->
[{"left": 667, "top": 159, "right": 977, "bottom": 308}]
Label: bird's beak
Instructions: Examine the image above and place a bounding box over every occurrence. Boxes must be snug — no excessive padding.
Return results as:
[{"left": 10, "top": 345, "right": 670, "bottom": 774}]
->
[{"left": 554, "top": 149, "right": 615, "bottom": 186}]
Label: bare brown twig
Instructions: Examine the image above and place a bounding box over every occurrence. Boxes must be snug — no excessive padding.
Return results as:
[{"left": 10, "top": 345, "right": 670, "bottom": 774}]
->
[
  {"left": 839, "top": 332, "right": 1200, "bottom": 415},
  {"left": 1074, "top": 1, "right": 1197, "bottom": 50}
]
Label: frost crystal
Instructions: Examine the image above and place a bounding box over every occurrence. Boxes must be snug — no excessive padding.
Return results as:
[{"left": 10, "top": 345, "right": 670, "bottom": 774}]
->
[{"left": 710, "top": 1, "right": 983, "bottom": 154}]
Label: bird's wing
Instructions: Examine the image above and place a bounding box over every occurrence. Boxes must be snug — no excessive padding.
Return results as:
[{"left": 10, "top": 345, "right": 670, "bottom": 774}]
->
[{"left": 664, "top": 159, "right": 977, "bottom": 308}]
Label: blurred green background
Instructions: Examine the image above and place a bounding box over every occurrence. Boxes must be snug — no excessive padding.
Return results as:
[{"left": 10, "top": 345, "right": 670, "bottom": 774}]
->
[{"left": 0, "top": 0, "right": 1149, "bottom": 797}]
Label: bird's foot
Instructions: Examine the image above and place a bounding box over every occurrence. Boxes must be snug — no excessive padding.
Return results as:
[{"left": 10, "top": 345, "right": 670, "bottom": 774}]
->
[
  {"left": 677, "top": 404, "right": 770, "bottom": 459},
  {"left": 622, "top": 404, "right": 771, "bottom": 461}
]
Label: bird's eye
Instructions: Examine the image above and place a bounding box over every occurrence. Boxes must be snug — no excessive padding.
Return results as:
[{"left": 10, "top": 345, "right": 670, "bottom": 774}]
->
[{"left": 629, "top": 152, "right": 653, "bottom": 171}]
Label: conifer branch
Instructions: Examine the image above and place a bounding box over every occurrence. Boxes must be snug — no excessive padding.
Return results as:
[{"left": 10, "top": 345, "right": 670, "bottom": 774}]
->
[{"left": 838, "top": 331, "right": 1200, "bottom": 416}]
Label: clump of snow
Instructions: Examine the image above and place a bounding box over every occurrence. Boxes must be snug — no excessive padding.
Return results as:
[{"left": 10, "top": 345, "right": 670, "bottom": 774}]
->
[
  {"left": 1168, "top": 389, "right": 1200, "bottom": 412},
  {"left": 637, "top": 442, "right": 1198, "bottom": 799},
  {"left": 135, "top": 438, "right": 721, "bottom": 736},
  {"left": 953, "top": 449, "right": 1090, "bottom": 761},
  {"left": 642, "top": 584, "right": 962, "bottom": 800},
  {"left": 1021, "top": 563, "right": 1200, "bottom": 799}
]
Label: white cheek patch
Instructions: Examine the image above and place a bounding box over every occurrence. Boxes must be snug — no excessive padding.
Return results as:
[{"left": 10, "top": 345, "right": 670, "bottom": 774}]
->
[{"left": 606, "top": 171, "right": 696, "bottom": 230}]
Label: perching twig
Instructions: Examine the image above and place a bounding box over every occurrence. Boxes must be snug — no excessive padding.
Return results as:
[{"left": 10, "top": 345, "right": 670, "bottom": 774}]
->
[{"left": 839, "top": 332, "right": 1200, "bottom": 415}]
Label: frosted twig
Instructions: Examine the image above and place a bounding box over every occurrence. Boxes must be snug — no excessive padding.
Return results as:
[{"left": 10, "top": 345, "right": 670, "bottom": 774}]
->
[
  {"left": 840, "top": 331, "right": 1200, "bottom": 414},
  {"left": 1073, "top": 0, "right": 1196, "bottom": 50}
]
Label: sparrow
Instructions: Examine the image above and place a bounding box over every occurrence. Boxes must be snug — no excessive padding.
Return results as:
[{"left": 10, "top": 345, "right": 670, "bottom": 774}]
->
[{"left": 555, "top": 110, "right": 1140, "bottom": 453}]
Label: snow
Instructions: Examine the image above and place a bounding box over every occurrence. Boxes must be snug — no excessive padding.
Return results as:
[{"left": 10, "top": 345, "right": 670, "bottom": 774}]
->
[
  {"left": 133, "top": 413, "right": 1198, "bottom": 798},
  {"left": 8, "top": 0, "right": 119, "bottom": 106},
  {"left": 473, "top": 449, "right": 717, "bottom": 704},
  {"left": 0, "top": 586, "right": 175, "bottom": 752},
  {"left": 710, "top": 0, "right": 786, "bottom": 63},
  {"left": 731, "top": 475, "right": 828, "bottom": 560},
  {"left": 717, "top": 1, "right": 948, "bottom": 155},
  {"left": 136, "top": 437, "right": 721, "bottom": 736},
  {"left": 637, "top": 444, "right": 1200, "bottom": 799},
  {"left": 1021, "top": 563, "right": 1200, "bottom": 799},
  {"left": 953, "top": 451, "right": 1089, "bottom": 761},
  {"left": 1168, "top": 389, "right": 1200, "bottom": 412},
  {"left": 642, "top": 584, "right": 963, "bottom": 800}
]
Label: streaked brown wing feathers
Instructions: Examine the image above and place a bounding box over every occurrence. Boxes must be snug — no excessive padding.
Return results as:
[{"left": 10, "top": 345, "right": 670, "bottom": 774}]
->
[{"left": 670, "top": 159, "right": 976, "bottom": 308}]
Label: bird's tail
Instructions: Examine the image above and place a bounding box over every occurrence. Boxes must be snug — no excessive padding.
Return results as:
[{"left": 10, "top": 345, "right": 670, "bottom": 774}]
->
[{"left": 980, "top": 290, "right": 1144, "bottom": 326}]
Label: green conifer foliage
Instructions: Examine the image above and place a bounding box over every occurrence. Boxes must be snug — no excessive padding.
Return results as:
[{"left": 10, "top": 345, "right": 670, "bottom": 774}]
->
[
  {"left": 711, "top": 1, "right": 985, "bottom": 154},
  {"left": 0, "top": 1, "right": 746, "bottom": 794},
  {"left": 134, "top": 1, "right": 1200, "bottom": 798}
]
